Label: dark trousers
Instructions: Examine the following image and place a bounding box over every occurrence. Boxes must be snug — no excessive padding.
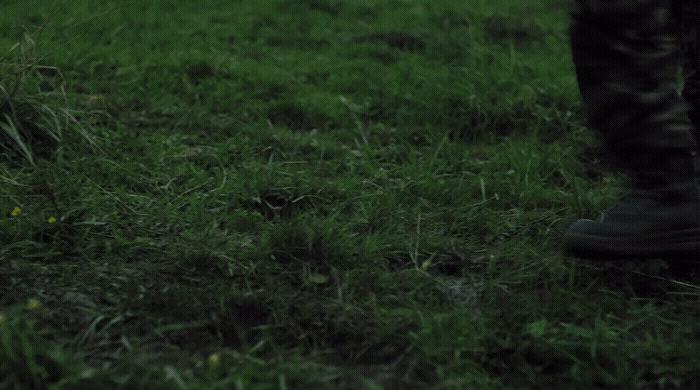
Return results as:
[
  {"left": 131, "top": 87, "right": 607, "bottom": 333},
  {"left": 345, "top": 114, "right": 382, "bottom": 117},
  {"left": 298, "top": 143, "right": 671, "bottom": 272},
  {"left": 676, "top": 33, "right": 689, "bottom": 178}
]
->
[{"left": 569, "top": 0, "right": 700, "bottom": 168}]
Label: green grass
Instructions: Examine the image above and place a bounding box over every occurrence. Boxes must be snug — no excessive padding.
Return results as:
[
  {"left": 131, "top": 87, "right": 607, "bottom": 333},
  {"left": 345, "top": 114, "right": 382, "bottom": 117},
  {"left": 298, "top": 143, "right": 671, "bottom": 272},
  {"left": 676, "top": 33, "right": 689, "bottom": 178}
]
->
[{"left": 1, "top": 0, "right": 699, "bottom": 389}]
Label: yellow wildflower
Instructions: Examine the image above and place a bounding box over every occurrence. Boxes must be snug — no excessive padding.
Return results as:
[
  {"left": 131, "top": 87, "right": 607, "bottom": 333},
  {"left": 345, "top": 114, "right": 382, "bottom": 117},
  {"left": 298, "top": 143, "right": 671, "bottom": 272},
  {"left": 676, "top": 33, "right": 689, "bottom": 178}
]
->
[
  {"left": 421, "top": 260, "right": 430, "bottom": 270},
  {"left": 48, "top": 216, "right": 57, "bottom": 223},
  {"left": 11, "top": 206, "right": 21, "bottom": 216},
  {"left": 208, "top": 353, "right": 220, "bottom": 367},
  {"left": 27, "top": 299, "right": 41, "bottom": 310}
]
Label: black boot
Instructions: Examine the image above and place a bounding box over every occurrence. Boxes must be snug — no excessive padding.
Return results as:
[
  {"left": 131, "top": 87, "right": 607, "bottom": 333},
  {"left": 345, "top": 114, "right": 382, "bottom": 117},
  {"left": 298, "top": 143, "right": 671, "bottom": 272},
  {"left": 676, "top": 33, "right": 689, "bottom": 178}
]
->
[
  {"left": 564, "top": 1, "right": 700, "bottom": 259},
  {"left": 563, "top": 152, "right": 700, "bottom": 259}
]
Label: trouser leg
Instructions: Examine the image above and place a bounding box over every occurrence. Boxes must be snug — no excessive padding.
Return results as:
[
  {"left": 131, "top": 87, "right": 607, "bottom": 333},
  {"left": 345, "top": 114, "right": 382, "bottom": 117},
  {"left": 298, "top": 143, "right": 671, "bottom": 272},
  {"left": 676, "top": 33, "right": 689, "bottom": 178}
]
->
[
  {"left": 569, "top": 0, "right": 697, "bottom": 169},
  {"left": 675, "top": 0, "right": 700, "bottom": 151}
]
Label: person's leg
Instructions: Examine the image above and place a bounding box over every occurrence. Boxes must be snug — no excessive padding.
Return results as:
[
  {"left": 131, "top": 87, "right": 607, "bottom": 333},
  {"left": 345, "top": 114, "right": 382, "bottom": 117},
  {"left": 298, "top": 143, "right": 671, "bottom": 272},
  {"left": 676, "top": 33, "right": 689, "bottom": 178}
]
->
[
  {"left": 563, "top": 0, "right": 700, "bottom": 259},
  {"left": 676, "top": 0, "right": 700, "bottom": 146}
]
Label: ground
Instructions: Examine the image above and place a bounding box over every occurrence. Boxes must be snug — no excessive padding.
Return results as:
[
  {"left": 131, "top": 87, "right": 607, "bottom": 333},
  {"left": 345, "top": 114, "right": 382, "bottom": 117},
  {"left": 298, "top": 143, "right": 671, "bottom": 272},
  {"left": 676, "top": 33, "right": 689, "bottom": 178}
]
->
[{"left": 1, "top": 0, "right": 699, "bottom": 389}]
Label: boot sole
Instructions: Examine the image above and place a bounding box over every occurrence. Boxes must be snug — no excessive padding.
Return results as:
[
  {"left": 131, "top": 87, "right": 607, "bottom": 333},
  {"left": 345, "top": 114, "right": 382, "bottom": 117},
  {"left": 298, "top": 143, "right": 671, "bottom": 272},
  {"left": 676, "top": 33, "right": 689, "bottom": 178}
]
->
[{"left": 563, "top": 225, "right": 700, "bottom": 260}]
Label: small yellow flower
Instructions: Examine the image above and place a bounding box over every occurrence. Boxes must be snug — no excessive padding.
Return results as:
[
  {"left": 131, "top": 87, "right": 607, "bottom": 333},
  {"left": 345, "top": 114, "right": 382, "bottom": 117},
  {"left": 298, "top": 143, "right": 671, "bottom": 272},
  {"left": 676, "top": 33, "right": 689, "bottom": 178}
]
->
[
  {"left": 27, "top": 299, "right": 41, "bottom": 310},
  {"left": 48, "top": 216, "right": 57, "bottom": 223},
  {"left": 208, "top": 353, "right": 220, "bottom": 367},
  {"left": 421, "top": 260, "right": 430, "bottom": 270},
  {"left": 11, "top": 206, "right": 21, "bottom": 216}
]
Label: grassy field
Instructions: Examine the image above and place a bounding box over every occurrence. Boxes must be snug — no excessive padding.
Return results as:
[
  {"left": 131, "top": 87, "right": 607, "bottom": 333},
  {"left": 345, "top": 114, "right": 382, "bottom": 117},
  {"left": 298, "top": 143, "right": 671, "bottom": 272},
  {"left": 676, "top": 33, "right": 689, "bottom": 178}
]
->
[{"left": 1, "top": 0, "right": 700, "bottom": 388}]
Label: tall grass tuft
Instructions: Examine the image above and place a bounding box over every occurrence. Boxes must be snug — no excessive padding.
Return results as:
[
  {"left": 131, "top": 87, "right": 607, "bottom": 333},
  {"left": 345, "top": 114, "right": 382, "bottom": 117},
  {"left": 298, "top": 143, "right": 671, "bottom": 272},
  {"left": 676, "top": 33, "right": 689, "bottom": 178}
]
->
[{"left": 0, "top": 31, "right": 100, "bottom": 166}]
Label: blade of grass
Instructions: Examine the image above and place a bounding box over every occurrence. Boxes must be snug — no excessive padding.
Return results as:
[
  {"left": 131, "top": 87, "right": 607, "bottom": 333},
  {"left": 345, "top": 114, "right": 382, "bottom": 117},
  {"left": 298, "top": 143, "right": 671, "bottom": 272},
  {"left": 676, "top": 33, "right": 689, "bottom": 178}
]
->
[{"left": 1, "top": 114, "right": 35, "bottom": 166}]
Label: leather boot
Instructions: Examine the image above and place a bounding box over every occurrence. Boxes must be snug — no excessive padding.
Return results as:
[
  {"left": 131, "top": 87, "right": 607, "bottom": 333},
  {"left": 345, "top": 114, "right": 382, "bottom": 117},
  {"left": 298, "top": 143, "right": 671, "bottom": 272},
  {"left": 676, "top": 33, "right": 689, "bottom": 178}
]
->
[
  {"left": 564, "top": 1, "right": 700, "bottom": 259},
  {"left": 562, "top": 152, "right": 700, "bottom": 259}
]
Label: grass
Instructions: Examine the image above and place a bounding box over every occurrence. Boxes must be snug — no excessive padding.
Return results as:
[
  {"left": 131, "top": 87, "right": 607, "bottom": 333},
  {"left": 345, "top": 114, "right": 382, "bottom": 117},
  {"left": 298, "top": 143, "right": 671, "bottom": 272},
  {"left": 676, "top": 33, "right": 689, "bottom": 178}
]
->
[{"left": 1, "top": 0, "right": 699, "bottom": 388}]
